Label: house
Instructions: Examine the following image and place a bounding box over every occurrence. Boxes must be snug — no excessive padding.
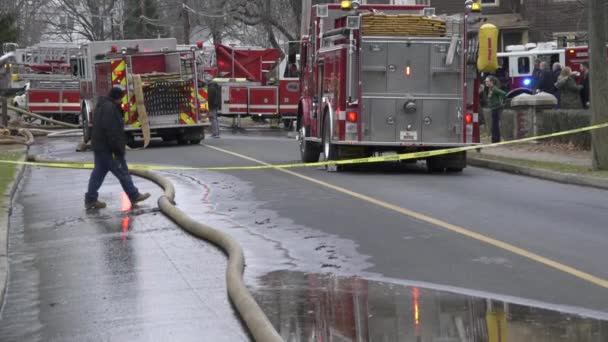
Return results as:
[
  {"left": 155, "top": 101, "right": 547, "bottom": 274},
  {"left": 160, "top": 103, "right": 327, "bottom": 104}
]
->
[{"left": 431, "top": 0, "right": 589, "bottom": 51}]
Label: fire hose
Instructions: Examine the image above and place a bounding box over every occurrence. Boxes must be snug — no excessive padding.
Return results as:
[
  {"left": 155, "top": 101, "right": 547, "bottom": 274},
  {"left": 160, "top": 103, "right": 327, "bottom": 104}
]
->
[
  {"left": 7, "top": 107, "right": 282, "bottom": 341},
  {"left": 8, "top": 104, "right": 81, "bottom": 129}
]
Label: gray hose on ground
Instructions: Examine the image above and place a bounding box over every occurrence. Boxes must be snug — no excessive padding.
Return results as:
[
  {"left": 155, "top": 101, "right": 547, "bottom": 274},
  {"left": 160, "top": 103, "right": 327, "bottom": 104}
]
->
[
  {"left": 8, "top": 105, "right": 80, "bottom": 129},
  {"left": 32, "top": 156, "right": 283, "bottom": 342},
  {"left": 47, "top": 129, "right": 83, "bottom": 138}
]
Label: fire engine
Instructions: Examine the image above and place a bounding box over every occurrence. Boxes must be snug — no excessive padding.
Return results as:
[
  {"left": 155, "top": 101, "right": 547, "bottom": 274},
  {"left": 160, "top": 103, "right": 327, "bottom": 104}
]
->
[
  {"left": 75, "top": 38, "right": 209, "bottom": 145},
  {"left": 209, "top": 44, "right": 301, "bottom": 127},
  {"left": 297, "top": 0, "right": 481, "bottom": 172},
  {"left": 10, "top": 43, "right": 81, "bottom": 123},
  {"left": 496, "top": 42, "right": 601, "bottom": 90}
]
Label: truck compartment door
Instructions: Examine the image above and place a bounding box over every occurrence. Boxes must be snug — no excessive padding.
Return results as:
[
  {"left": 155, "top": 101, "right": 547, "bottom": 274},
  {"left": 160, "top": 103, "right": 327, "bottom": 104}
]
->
[
  {"left": 367, "top": 98, "right": 397, "bottom": 142},
  {"left": 248, "top": 86, "right": 278, "bottom": 116},
  {"left": 222, "top": 86, "right": 248, "bottom": 115}
]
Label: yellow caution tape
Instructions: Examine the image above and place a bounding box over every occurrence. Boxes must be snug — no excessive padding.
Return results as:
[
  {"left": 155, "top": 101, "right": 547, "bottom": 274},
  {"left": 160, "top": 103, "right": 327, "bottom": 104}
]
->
[{"left": 1, "top": 123, "right": 607, "bottom": 171}]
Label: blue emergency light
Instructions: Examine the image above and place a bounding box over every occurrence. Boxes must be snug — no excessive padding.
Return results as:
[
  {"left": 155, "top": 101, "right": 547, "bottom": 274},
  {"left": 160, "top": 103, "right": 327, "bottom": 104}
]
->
[{"left": 523, "top": 78, "right": 532, "bottom": 87}]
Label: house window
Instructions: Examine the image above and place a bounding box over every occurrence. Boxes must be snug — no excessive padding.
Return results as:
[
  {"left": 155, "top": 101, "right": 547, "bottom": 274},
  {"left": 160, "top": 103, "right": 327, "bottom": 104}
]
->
[{"left": 481, "top": 0, "right": 500, "bottom": 7}]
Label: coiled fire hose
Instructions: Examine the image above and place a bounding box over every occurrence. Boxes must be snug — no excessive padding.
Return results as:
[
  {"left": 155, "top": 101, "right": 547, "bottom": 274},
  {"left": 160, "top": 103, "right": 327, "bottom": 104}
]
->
[{"left": 6, "top": 107, "right": 282, "bottom": 341}]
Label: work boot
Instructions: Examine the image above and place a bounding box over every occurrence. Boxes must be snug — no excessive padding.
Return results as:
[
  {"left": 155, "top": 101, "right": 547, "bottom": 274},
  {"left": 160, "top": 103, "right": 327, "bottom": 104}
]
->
[
  {"left": 132, "top": 192, "right": 151, "bottom": 204},
  {"left": 85, "top": 200, "right": 107, "bottom": 210}
]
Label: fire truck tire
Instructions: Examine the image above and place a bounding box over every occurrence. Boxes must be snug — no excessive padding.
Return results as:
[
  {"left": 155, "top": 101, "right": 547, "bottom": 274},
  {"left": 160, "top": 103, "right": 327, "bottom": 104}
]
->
[
  {"left": 177, "top": 136, "right": 189, "bottom": 145},
  {"left": 322, "top": 114, "right": 339, "bottom": 161},
  {"left": 82, "top": 120, "right": 91, "bottom": 143},
  {"left": 299, "top": 125, "right": 321, "bottom": 163}
]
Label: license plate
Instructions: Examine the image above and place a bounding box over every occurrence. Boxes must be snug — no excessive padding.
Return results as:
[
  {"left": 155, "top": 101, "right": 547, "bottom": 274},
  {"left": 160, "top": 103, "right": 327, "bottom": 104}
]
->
[{"left": 400, "top": 130, "right": 418, "bottom": 141}]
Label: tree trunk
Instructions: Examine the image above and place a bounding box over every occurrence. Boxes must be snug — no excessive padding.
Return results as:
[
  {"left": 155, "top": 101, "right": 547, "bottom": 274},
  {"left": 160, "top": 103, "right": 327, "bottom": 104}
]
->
[
  {"left": 589, "top": 0, "right": 608, "bottom": 170},
  {"left": 182, "top": 0, "right": 190, "bottom": 44}
]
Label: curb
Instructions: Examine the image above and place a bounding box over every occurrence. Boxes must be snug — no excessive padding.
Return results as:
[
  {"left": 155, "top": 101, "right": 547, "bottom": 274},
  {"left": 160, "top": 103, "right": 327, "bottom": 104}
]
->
[
  {"left": 468, "top": 155, "right": 608, "bottom": 190},
  {"left": 0, "top": 149, "right": 28, "bottom": 311}
]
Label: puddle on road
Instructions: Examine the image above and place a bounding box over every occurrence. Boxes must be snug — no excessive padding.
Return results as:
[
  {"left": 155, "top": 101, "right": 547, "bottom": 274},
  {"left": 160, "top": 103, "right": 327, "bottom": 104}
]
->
[{"left": 252, "top": 270, "right": 608, "bottom": 342}]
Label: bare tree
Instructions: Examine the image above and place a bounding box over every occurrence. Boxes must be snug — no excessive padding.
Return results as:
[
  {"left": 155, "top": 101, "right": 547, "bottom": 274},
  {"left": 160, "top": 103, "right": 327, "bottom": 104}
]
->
[
  {"left": 39, "top": 0, "right": 117, "bottom": 41},
  {"left": 588, "top": 0, "right": 608, "bottom": 170}
]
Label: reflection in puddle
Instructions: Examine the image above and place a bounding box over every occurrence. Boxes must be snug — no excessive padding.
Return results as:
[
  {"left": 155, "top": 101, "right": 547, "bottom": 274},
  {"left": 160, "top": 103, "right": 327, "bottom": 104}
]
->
[{"left": 253, "top": 271, "right": 607, "bottom": 342}]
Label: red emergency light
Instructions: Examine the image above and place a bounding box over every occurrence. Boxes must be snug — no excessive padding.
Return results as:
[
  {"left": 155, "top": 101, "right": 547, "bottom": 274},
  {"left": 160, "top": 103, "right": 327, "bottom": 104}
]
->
[
  {"left": 111, "top": 45, "right": 118, "bottom": 53},
  {"left": 346, "top": 111, "right": 358, "bottom": 122},
  {"left": 465, "top": 113, "right": 473, "bottom": 124},
  {"left": 197, "top": 41, "right": 204, "bottom": 49}
]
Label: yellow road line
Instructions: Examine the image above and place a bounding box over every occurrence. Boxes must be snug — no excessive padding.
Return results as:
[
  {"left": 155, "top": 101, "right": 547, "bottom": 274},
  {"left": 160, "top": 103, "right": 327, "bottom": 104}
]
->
[{"left": 204, "top": 144, "right": 608, "bottom": 289}]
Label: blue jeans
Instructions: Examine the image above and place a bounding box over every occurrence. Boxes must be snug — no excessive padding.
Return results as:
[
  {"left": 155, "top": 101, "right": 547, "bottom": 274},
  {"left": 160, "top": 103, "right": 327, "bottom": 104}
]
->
[
  {"left": 210, "top": 108, "right": 220, "bottom": 136},
  {"left": 85, "top": 150, "right": 139, "bottom": 203}
]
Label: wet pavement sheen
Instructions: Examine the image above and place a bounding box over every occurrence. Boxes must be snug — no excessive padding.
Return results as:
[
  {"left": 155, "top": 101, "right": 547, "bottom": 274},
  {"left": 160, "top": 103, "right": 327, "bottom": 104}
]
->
[
  {"left": 0, "top": 165, "right": 248, "bottom": 341},
  {"left": 2, "top": 136, "right": 608, "bottom": 341},
  {"left": 253, "top": 270, "right": 608, "bottom": 342}
]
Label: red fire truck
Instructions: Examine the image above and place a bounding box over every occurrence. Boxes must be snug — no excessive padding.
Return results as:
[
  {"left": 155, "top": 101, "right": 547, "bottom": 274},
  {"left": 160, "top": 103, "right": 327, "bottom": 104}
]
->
[
  {"left": 75, "top": 38, "right": 209, "bottom": 145},
  {"left": 11, "top": 43, "right": 81, "bottom": 123},
  {"left": 496, "top": 42, "right": 603, "bottom": 90},
  {"left": 297, "top": 1, "right": 481, "bottom": 172},
  {"left": 210, "top": 44, "right": 301, "bottom": 127}
]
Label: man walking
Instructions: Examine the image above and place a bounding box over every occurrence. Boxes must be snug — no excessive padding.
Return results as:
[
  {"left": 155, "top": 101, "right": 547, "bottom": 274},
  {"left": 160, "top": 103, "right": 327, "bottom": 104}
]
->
[
  {"left": 84, "top": 87, "right": 150, "bottom": 209},
  {"left": 207, "top": 80, "right": 221, "bottom": 138}
]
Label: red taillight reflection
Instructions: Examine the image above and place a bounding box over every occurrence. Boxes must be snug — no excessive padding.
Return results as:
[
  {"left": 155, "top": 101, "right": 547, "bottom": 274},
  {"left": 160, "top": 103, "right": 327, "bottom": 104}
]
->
[
  {"left": 465, "top": 113, "right": 473, "bottom": 124},
  {"left": 121, "top": 192, "right": 131, "bottom": 211},
  {"left": 346, "top": 111, "right": 357, "bottom": 122}
]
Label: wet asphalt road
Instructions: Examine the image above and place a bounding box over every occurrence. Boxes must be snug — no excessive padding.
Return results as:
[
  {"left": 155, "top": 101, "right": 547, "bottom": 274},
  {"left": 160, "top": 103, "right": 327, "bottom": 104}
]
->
[{"left": 1, "top": 132, "right": 608, "bottom": 341}]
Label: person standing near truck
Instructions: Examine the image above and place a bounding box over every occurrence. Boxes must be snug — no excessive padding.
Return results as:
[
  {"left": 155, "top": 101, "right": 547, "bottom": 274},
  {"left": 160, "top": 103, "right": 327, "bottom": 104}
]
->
[
  {"left": 485, "top": 76, "right": 506, "bottom": 143},
  {"left": 84, "top": 87, "right": 150, "bottom": 209},
  {"left": 207, "top": 80, "right": 221, "bottom": 138}
]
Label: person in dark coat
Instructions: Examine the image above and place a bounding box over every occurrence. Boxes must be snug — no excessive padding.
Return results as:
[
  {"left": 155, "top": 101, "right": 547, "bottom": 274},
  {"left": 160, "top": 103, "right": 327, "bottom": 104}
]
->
[
  {"left": 531, "top": 59, "right": 542, "bottom": 91},
  {"left": 580, "top": 63, "right": 590, "bottom": 109},
  {"left": 207, "top": 80, "right": 221, "bottom": 138},
  {"left": 84, "top": 87, "right": 150, "bottom": 209},
  {"left": 536, "top": 61, "right": 556, "bottom": 95}
]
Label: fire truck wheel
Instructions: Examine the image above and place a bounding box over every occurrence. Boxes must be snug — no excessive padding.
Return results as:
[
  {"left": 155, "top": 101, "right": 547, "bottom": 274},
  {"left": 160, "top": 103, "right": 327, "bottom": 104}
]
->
[
  {"left": 446, "top": 167, "right": 464, "bottom": 173},
  {"left": 177, "top": 135, "right": 189, "bottom": 145},
  {"left": 425, "top": 158, "right": 445, "bottom": 173},
  {"left": 299, "top": 125, "right": 321, "bottom": 163},
  {"left": 82, "top": 120, "right": 91, "bottom": 143},
  {"left": 322, "top": 114, "right": 338, "bottom": 161}
]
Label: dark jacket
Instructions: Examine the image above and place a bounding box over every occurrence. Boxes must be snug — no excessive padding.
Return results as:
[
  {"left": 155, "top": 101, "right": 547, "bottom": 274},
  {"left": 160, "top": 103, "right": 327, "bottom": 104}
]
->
[
  {"left": 208, "top": 82, "right": 221, "bottom": 110},
  {"left": 91, "top": 96, "right": 126, "bottom": 156},
  {"left": 537, "top": 69, "right": 556, "bottom": 94},
  {"left": 532, "top": 67, "right": 542, "bottom": 90}
]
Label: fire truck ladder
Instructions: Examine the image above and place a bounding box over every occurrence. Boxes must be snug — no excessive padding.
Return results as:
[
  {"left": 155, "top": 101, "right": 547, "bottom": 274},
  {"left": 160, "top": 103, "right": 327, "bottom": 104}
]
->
[{"left": 21, "top": 42, "right": 80, "bottom": 65}]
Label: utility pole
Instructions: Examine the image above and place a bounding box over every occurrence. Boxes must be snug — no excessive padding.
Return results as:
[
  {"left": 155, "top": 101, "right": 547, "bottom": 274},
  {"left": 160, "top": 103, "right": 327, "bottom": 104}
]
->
[
  {"left": 140, "top": 0, "right": 147, "bottom": 38},
  {"left": 182, "top": 0, "right": 191, "bottom": 44},
  {"left": 588, "top": 0, "right": 608, "bottom": 170}
]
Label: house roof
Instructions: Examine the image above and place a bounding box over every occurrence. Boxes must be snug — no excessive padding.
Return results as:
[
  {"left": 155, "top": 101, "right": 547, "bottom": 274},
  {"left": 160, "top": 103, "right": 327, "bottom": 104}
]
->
[{"left": 470, "top": 13, "right": 528, "bottom": 30}]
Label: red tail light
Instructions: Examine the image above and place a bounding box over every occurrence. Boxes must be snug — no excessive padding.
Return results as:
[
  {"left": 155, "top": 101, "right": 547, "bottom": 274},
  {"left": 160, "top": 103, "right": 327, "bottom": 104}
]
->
[
  {"left": 465, "top": 113, "right": 473, "bottom": 124},
  {"left": 346, "top": 111, "right": 357, "bottom": 122}
]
